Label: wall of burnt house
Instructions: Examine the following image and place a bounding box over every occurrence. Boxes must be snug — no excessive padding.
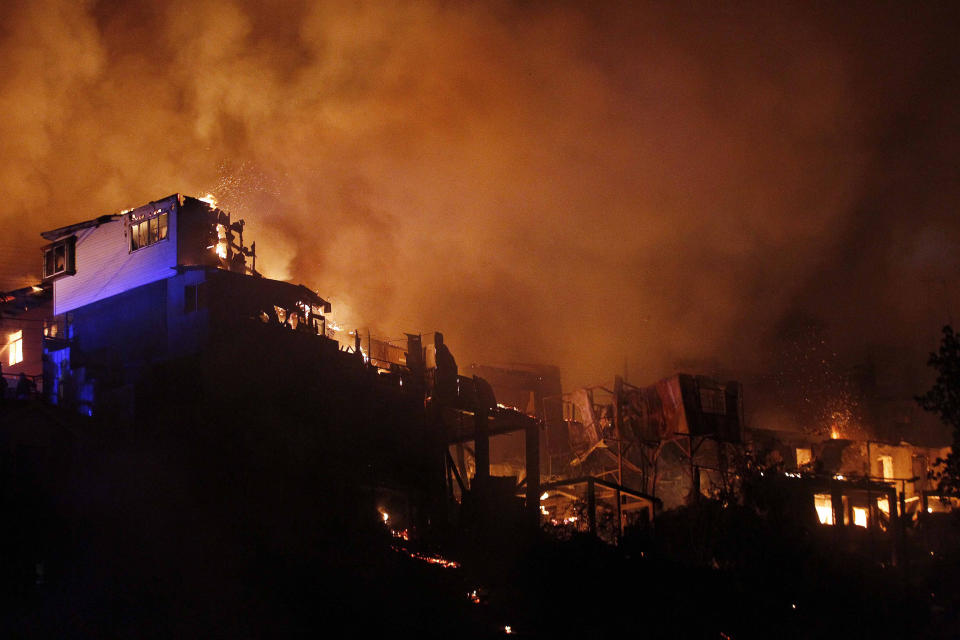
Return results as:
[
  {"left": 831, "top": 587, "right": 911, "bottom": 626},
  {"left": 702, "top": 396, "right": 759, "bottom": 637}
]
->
[
  {"left": 676, "top": 375, "right": 744, "bottom": 442},
  {"left": 175, "top": 198, "right": 222, "bottom": 270},
  {"left": 464, "top": 363, "right": 567, "bottom": 477},
  {"left": 39, "top": 267, "right": 443, "bottom": 533}
]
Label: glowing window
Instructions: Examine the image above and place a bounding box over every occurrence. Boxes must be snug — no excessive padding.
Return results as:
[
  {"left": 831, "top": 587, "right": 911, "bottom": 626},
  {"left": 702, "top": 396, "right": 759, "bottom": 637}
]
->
[
  {"left": 129, "top": 210, "right": 169, "bottom": 252},
  {"left": 853, "top": 507, "right": 868, "bottom": 528},
  {"left": 878, "top": 455, "right": 894, "bottom": 481},
  {"left": 7, "top": 331, "right": 23, "bottom": 365},
  {"left": 814, "top": 493, "right": 834, "bottom": 525},
  {"left": 7, "top": 331, "right": 23, "bottom": 366},
  {"left": 796, "top": 448, "right": 812, "bottom": 467}
]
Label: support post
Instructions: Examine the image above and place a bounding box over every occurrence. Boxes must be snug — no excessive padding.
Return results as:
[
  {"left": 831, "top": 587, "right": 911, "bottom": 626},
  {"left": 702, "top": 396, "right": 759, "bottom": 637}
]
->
[
  {"left": 832, "top": 484, "right": 845, "bottom": 530},
  {"left": 587, "top": 478, "right": 597, "bottom": 536},
  {"left": 615, "top": 488, "right": 623, "bottom": 545},
  {"left": 475, "top": 407, "right": 490, "bottom": 485},
  {"left": 525, "top": 420, "right": 540, "bottom": 531},
  {"left": 692, "top": 466, "right": 701, "bottom": 503},
  {"left": 889, "top": 487, "right": 901, "bottom": 566},
  {"left": 456, "top": 444, "right": 467, "bottom": 490}
]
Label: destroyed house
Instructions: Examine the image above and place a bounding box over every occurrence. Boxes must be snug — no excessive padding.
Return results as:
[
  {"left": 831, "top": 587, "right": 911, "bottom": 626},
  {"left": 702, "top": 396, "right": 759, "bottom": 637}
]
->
[
  {"left": 27, "top": 194, "right": 460, "bottom": 538},
  {"left": 38, "top": 195, "right": 333, "bottom": 415},
  {"left": 463, "top": 363, "right": 564, "bottom": 477},
  {"left": 560, "top": 374, "right": 745, "bottom": 510}
]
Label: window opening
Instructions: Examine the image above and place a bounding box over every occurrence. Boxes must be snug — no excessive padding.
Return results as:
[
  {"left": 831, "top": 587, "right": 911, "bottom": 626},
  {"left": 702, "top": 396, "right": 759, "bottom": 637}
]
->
[
  {"left": 7, "top": 330, "right": 23, "bottom": 366},
  {"left": 184, "top": 282, "right": 207, "bottom": 313},
  {"left": 814, "top": 493, "right": 834, "bottom": 525},
  {"left": 42, "top": 237, "right": 76, "bottom": 279},
  {"left": 878, "top": 455, "right": 894, "bottom": 481},
  {"left": 130, "top": 209, "right": 169, "bottom": 252}
]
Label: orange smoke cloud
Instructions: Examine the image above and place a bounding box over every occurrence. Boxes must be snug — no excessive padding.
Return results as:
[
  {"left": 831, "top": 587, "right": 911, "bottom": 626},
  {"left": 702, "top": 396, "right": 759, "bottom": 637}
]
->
[{"left": 0, "top": 1, "right": 959, "bottom": 391}]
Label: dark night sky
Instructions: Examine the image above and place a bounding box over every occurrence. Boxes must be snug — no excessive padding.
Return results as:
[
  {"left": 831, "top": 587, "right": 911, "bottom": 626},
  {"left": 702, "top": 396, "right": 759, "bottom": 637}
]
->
[{"left": 1, "top": 0, "right": 958, "bottom": 413}]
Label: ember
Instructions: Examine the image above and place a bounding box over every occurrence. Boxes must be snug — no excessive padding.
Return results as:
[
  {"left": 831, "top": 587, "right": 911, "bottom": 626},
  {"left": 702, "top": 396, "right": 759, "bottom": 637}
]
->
[{"left": 392, "top": 546, "right": 460, "bottom": 569}]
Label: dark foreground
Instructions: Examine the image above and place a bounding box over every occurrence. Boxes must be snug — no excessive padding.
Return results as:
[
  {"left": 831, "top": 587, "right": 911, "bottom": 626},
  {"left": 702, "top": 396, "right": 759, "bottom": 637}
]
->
[{"left": 1, "top": 416, "right": 959, "bottom": 638}]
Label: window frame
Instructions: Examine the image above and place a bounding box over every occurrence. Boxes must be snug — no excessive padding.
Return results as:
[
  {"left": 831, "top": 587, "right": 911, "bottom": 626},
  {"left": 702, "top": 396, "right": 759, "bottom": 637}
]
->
[
  {"left": 129, "top": 209, "right": 170, "bottom": 253},
  {"left": 7, "top": 330, "right": 23, "bottom": 366},
  {"left": 698, "top": 385, "right": 727, "bottom": 415},
  {"left": 42, "top": 236, "right": 77, "bottom": 280},
  {"left": 183, "top": 282, "right": 207, "bottom": 314}
]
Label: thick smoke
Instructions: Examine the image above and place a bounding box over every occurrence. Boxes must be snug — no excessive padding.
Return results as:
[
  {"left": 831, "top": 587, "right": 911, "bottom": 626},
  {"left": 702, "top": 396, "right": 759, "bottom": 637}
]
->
[{"left": 1, "top": 0, "right": 959, "bottom": 404}]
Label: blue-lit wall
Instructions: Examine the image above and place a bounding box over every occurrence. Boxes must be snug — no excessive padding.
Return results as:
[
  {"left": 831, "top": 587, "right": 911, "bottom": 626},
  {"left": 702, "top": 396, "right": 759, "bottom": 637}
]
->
[
  {"left": 69, "top": 279, "right": 170, "bottom": 379},
  {"left": 166, "top": 269, "right": 209, "bottom": 360},
  {"left": 53, "top": 195, "right": 180, "bottom": 316},
  {"left": 49, "top": 269, "right": 215, "bottom": 415}
]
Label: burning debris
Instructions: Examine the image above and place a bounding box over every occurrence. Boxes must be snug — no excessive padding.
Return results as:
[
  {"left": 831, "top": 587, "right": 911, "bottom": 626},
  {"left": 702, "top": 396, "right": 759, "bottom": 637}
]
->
[{"left": 392, "top": 546, "right": 461, "bottom": 570}]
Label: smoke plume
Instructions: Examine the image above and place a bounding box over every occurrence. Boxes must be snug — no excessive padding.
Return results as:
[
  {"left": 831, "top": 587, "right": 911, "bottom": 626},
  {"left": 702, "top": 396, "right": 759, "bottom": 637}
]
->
[{"left": 1, "top": 0, "right": 958, "bottom": 405}]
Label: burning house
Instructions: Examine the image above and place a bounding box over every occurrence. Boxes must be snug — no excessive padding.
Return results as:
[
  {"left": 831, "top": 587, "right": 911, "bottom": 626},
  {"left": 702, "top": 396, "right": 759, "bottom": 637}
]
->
[
  {"left": 9, "top": 191, "right": 953, "bottom": 552},
  {"left": 749, "top": 427, "right": 952, "bottom": 526},
  {"left": 10, "top": 193, "right": 559, "bottom": 541}
]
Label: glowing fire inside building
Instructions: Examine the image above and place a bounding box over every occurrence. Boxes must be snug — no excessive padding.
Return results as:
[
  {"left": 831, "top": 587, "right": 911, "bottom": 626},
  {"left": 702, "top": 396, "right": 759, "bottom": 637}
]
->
[{"left": 0, "top": 191, "right": 957, "bottom": 637}]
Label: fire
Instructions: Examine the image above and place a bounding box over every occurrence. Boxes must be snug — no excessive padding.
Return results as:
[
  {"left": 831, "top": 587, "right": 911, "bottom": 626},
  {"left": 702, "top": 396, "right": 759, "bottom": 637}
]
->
[
  {"left": 199, "top": 193, "right": 219, "bottom": 208},
  {"left": 215, "top": 223, "right": 227, "bottom": 259},
  {"left": 822, "top": 397, "right": 862, "bottom": 441},
  {"left": 392, "top": 545, "right": 460, "bottom": 569}
]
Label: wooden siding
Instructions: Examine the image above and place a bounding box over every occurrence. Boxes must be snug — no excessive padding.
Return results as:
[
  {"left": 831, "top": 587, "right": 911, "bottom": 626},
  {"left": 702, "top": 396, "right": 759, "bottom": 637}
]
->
[{"left": 54, "top": 200, "right": 179, "bottom": 315}]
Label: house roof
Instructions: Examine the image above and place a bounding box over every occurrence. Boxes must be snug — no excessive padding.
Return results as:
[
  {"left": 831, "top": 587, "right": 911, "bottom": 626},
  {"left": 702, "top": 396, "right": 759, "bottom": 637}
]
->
[
  {"left": 40, "top": 194, "right": 182, "bottom": 242},
  {"left": 40, "top": 214, "right": 122, "bottom": 241},
  {"left": 0, "top": 282, "right": 51, "bottom": 311}
]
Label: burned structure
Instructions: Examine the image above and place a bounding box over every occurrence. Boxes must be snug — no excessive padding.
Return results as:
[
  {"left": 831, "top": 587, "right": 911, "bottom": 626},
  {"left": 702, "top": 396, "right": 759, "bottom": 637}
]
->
[
  {"left": 560, "top": 374, "right": 743, "bottom": 513},
  {"left": 3, "top": 191, "right": 954, "bottom": 556},
  {"left": 0, "top": 194, "right": 559, "bottom": 543},
  {"left": 749, "top": 428, "right": 952, "bottom": 526}
]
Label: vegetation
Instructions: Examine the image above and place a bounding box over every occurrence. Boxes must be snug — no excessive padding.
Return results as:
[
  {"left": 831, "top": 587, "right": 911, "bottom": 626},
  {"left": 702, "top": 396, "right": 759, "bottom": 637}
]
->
[{"left": 917, "top": 325, "right": 960, "bottom": 496}]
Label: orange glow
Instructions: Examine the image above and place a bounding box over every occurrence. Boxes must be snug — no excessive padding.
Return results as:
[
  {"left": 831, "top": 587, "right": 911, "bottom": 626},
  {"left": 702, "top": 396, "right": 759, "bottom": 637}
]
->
[
  {"left": 199, "top": 193, "right": 219, "bottom": 208},
  {"left": 814, "top": 493, "right": 834, "bottom": 525},
  {"left": 853, "top": 507, "right": 868, "bottom": 528},
  {"left": 0, "top": 0, "right": 953, "bottom": 404},
  {"left": 393, "top": 546, "right": 460, "bottom": 569}
]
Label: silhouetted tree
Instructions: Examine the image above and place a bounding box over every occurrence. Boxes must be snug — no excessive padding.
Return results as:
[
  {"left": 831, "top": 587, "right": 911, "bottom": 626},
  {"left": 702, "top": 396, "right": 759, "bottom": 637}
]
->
[{"left": 917, "top": 325, "right": 960, "bottom": 496}]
